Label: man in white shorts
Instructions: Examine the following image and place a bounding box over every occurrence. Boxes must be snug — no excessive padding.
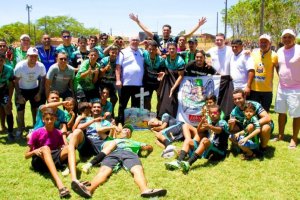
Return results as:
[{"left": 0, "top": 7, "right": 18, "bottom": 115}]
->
[{"left": 274, "top": 29, "right": 300, "bottom": 149}]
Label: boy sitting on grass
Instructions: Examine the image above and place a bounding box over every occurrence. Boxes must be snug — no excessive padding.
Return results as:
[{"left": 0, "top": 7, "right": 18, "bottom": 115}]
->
[
  {"left": 165, "top": 105, "right": 230, "bottom": 174},
  {"left": 230, "top": 102, "right": 260, "bottom": 160},
  {"left": 25, "top": 108, "right": 70, "bottom": 198}
]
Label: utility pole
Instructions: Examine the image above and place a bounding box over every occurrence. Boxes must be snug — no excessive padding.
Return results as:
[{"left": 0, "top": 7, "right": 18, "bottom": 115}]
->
[
  {"left": 26, "top": 4, "right": 32, "bottom": 37},
  {"left": 224, "top": 0, "right": 228, "bottom": 38},
  {"left": 216, "top": 12, "right": 219, "bottom": 35},
  {"left": 260, "top": 0, "right": 265, "bottom": 35}
]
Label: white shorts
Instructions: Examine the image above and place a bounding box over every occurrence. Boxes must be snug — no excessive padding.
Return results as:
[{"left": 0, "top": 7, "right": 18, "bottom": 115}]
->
[{"left": 275, "top": 87, "right": 300, "bottom": 118}]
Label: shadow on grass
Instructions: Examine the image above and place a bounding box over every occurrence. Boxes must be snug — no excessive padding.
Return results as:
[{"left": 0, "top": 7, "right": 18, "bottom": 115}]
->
[{"left": 191, "top": 158, "right": 223, "bottom": 170}]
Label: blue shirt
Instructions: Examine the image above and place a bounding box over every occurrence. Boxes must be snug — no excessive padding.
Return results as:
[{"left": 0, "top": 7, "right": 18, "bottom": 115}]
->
[{"left": 36, "top": 45, "right": 56, "bottom": 72}]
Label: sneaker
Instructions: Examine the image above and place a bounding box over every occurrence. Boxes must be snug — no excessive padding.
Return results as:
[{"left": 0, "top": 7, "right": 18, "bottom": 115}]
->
[
  {"left": 15, "top": 131, "right": 23, "bottom": 139},
  {"left": 161, "top": 145, "right": 176, "bottom": 158},
  {"left": 7, "top": 132, "right": 15, "bottom": 141},
  {"left": 165, "top": 160, "right": 181, "bottom": 170},
  {"left": 82, "top": 163, "right": 92, "bottom": 174},
  {"left": 162, "top": 151, "right": 175, "bottom": 158},
  {"left": 180, "top": 161, "right": 190, "bottom": 174},
  {"left": 61, "top": 167, "right": 70, "bottom": 176}
]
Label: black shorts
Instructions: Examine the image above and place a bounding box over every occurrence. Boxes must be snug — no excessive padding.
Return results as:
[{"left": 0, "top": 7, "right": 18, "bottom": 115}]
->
[
  {"left": 0, "top": 88, "right": 9, "bottom": 106},
  {"left": 16, "top": 87, "right": 42, "bottom": 111},
  {"left": 78, "top": 135, "right": 106, "bottom": 157},
  {"left": 102, "top": 150, "right": 141, "bottom": 171},
  {"left": 31, "top": 149, "right": 66, "bottom": 173},
  {"left": 249, "top": 91, "right": 273, "bottom": 112}
]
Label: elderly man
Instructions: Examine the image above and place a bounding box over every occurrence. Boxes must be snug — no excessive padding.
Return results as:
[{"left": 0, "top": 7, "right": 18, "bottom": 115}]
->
[
  {"left": 13, "top": 34, "right": 31, "bottom": 67},
  {"left": 274, "top": 29, "right": 300, "bottom": 149},
  {"left": 249, "top": 34, "right": 278, "bottom": 112},
  {"left": 14, "top": 47, "right": 46, "bottom": 138},
  {"left": 116, "top": 36, "right": 144, "bottom": 124},
  {"left": 45, "top": 52, "right": 75, "bottom": 99},
  {"left": 36, "top": 34, "right": 56, "bottom": 72}
]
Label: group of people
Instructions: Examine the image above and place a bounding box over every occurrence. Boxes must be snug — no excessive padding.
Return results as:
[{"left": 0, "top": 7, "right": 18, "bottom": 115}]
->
[{"left": 0, "top": 13, "right": 299, "bottom": 198}]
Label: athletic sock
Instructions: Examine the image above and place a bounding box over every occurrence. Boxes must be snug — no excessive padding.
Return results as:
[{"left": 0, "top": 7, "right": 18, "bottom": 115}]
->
[
  {"left": 178, "top": 150, "right": 187, "bottom": 161},
  {"left": 188, "top": 153, "right": 200, "bottom": 165},
  {"left": 90, "top": 152, "right": 107, "bottom": 166},
  {"left": 6, "top": 114, "right": 13, "bottom": 133},
  {"left": 163, "top": 139, "right": 171, "bottom": 147}
]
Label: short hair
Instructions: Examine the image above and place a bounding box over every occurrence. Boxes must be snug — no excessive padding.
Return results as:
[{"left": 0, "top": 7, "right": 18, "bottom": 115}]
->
[
  {"left": 244, "top": 102, "right": 255, "bottom": 111},
  {"left": 162, "top": 24, "right": 172, "bottom": 30},
  {"left": 89, "top": 48, "right": 99, "bottom": 56},
  {"left": 205, "top": 94, "right": 217, "bottom": 102},
  {"left": 49, "top": 90, "right": 60, "bottom": 96},
  {"left": 100, "top": 87, "right": 110, "bottom": 95},
  {"left": 109, "top": 45, "right": 119, "bottom": 51},
  {"left": 42, "top": 108, "right": 57, "bottom": 117},
  {"left": 78, "top": 36, "right": 87, "bottom": 43},
  {"left": 61, "top": 30, "right": 71, "bottom": 36},
  {"left": 233, "top": 88, "right": 245, "bottom": 96},
  {"left": 78, "top": 102, "right": 90, "bottom": 114},
  {"left": 100, "top": 33, "right": 108, "bottom": 38},
  {"left": 209, "top": 104, "right": 221, "bottom": 112},
  {"left": 91, "top": 101, "right": 101, "bottom": 107},
  {"left": 216, "top": 33, "right": 225, "bottom": 39},
  {"left": 65, "top": 97, "right": 75, "bottom": 103},
  {"left": 89, "top": 35, "right": 98, "bottom": 41},
  {"left": 148, "top": 40, "right": 158, "bottom": 48},
  {"left": 231, "top": 39, "right": 243, "bottom": 45},
  {"left": 115, "top": 36, "right": 123, "bottom": 40},
  {"left": 196, "top": 50, "right": 206, "bottom": 58},
  {"left": 57, "top": 52, "right": 68, "bottom": 58},
  {"left": 167, "top": 42, "right": 177, "bottom": 48}
]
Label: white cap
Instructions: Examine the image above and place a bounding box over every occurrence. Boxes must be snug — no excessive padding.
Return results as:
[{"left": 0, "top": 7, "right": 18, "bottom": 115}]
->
[
  {"left": 27, "top": 47, "right": 39, "bottom": 55},
  {"left": 20, "top": 34, "right": 30, "bottom": 40},
  {"left": 281, "top": 29, "right": 296, "bottom": 37},
  {"left": 259, "top": 34, "right": 271, "bottom": 43}
]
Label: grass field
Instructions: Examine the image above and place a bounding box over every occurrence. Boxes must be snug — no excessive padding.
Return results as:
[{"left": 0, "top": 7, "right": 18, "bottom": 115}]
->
[{"left": 0, "top": 75, "right": 300, "bottom": 200}]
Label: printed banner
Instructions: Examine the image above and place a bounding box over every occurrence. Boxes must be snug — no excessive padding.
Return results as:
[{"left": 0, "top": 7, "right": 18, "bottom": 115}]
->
[
  {"left": 124, "top": 108, "right": 157, "bottom": 129},
  {"left": 176, "top": 75, "right": 221, "bottom": 126}
]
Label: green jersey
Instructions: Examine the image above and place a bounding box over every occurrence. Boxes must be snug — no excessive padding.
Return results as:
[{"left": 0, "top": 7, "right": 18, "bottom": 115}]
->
[
  {"left": 55, "top": 44, "right": 77, "bottom": 64},
  {"left": 13, "top": 47, "right": 27, "bottom": 67},
  {"left": 0, "top": 64, "right": 14, "bottom": 89},
  {"left": 114, "top": 139, "right": 146, "bottom": 154}
]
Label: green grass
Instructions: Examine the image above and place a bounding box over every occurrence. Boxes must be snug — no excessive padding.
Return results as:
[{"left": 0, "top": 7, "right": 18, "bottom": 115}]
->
[{"left": 0, "top": 75, "right": 300, "bottom": 200}]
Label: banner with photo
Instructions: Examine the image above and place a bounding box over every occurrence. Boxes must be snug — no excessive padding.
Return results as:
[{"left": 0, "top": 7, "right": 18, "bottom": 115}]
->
[{"left": 176, "top": 75, "right": 221, "bottom": 126}]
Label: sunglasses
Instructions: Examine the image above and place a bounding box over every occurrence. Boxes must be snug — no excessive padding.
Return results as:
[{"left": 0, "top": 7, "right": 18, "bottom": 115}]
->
[
  {"left": 210, "top": 111, "right": 220, "bottom": 115},
  {"left": 63, "top": 35, "right": 71, "bottom": 39},
  {"left": 59, "top": 58, "right": 67, "bottom": 61}
]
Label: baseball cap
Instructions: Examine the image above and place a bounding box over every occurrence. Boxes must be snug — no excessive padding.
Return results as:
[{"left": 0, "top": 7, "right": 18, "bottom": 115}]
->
[
  {"left": 27, "top": 47, "right": 39, "bottom": 56},
  {"left": 188, "top": 38, "right": 198, "bottom": 43},
  {"left": 123, "top": 124, "right": 134, "bottom": 133},
  {"left": 20, "top": 34, "right": 30, "bottom": 40},
  {"left": 281, "top": 29, "right": 296, "bottom": 37},
  {"left": 259, "top": 34, "right": 271, "bottom": 43}
]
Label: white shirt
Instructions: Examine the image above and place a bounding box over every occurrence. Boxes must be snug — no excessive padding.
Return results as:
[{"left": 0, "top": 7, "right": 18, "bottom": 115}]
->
[
  {"left": 207, "top": 45, "right": 233, "bottom": 75},
  {"left": 230, "top": 50, "right": 254, "bottom": 89},
  {"left": 117, "top": 47, "right": 144, "bottom": 86},
  {"left": 14, "top": 60, "right": 46, "bottom": 89}
]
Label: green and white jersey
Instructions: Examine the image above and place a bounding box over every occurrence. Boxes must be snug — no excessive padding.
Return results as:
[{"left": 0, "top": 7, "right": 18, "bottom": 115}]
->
[
  {"left": 114, "top": 138, "right": 146, "bottom": 154},
  {"left": 74, "top": 59, "right": 100, "bottom": 91},
  {"left": 55, "top": 44, "right": 77, "bottom": 64}
]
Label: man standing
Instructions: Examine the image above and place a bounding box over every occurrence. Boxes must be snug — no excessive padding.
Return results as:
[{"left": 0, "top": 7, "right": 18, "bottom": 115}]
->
[
  {"left": 207, "top": 33, "right": 234, "bottom": 117},
  {"left": 230, "top": 39, "right": 255, "bottom": 95},
  {"left": 129, "top": 13, "right": 206, "bottom": 55},
  {"left": 274, "top": 29, "right": 300, "bottom": 149},
  {"left": 36, "top": 34, "right": 56, "bottom": 72},
  {"left": 13, "top": 34, "right": 31, "bottom": 67},
  {"left": 14, "top": 47, "right": 46, "bottom": 138},
  {"left": 45, "top": 52, "right": 75, "bottom": 99},
  {"left": 249, "top": 34, "right": 278, "bottom": 112},
  {"left": 71, "top": 36, "right": 90, "bottom": 70},
  {"left": 116, "top": 36, "right": 144, "bottom": 124},
  {"left": 55, "top": 30, "right": 77, "bottom": 65}
]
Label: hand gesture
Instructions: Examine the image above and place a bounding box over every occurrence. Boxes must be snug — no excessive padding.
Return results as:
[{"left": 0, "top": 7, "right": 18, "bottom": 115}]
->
[
  {"left": 129, "top": 13, "right": 139, "bottom": 23},
  {"left": 198, "top": 17, "right": 207, "bottom": 26}
]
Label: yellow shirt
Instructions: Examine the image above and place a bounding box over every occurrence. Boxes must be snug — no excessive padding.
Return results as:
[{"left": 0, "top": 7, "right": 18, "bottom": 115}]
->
[{"left": 251, "top": 49, "right": 278, "bottom": 92}]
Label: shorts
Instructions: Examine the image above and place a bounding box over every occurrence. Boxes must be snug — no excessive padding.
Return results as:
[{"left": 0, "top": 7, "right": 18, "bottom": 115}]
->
[
  {"left": 31, "top": 149, "right": 66, "bottom": 173},
  {"left": 0, "top": 88, "right": 9, "bottom": 106},
  {"left": 188, "top": 139, "right": 199, "bottom": 158},
  {"left": 78, "top": 135, "right": 107, "bottom": 157},
  {"left": 162, "top": 122, "right": 184, "bottom": 143},
  {"left": 249, "top": 91, "right": 272, "bottom": 112},
  {"left": 237, "top": 135, "right": 259, "bottom": 149},
  {"left": 202, "top": 143, "right": 226, "bottom": 160},
  {"left": 275, "top": 87, "right": 300, "bottom": 118},
  {"left": 101, "top": 150, "right": 141, "bottom": 171},
  {"left": 16, "top": 87, "right": 42, "bottom": 111}
]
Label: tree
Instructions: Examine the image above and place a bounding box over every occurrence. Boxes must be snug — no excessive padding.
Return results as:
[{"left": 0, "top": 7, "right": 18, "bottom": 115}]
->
[{"left": 0, "top": 22, "right": 28, "bottom": 43}]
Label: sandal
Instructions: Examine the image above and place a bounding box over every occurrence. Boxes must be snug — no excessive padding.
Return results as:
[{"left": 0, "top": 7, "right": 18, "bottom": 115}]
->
[
  {"left": 241, "top": 153, "right": 256, "bottom": 160},
  {"left": 141, "top": 188, "right": 167, "bottom": 198},
  {"left": 71, "top": 180, "right": 91, "bottom": 198},
  {"left": 58, "top": 187, "right": 70, "bottom": 198}
]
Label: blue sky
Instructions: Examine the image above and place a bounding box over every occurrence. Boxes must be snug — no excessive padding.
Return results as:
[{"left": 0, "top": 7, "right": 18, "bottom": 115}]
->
[{"left": 1, "top": 0, "right": 238, "bottom": 36}]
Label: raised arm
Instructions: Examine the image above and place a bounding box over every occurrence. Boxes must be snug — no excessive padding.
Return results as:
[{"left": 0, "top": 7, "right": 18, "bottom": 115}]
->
[
  {"left": 129, "top": 13, "right": 154, "bottom": 38},
  {"left": 183, "top": 17, "right": 207, "bottom": 38}
]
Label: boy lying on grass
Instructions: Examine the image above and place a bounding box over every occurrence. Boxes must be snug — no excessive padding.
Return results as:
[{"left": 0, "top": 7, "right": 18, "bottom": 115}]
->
[{"left": 25, "top": 108, "right": 70, "bottom": 198}]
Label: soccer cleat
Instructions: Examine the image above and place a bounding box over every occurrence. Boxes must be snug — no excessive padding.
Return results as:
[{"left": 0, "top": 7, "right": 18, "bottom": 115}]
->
[
  {"left": 81, "top": 163, "right": 92, "bottom": 174},
  {"left": 15, "top": 131, "right": 23, "bottom": 139},
  {"left": 7, "top": 132, "right": 15, "bottom": 141},
  {"left": 165, "top": 160, "right": 181, "bottom": 170},
  {"left": 180, "top": 161, "right": 190, "bottom": 174}
]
